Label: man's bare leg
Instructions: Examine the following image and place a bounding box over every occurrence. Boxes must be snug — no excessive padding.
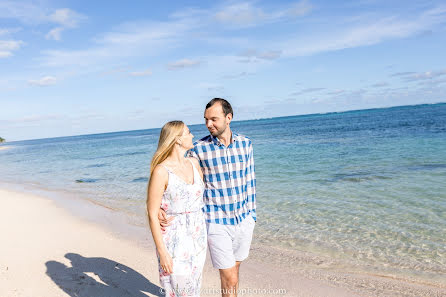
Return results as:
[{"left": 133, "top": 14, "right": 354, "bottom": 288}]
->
[
  {"left": 235, "top": 261, "right": 241, "bottom": 294},
  {"left": 220, "top": 261, "right": 242, "bottom": 297}
]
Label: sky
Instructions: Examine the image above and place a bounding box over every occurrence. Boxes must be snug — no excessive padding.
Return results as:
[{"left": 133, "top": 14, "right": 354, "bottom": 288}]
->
[{"left": 1, "top": 0, "right": 446, "bottom": 141}]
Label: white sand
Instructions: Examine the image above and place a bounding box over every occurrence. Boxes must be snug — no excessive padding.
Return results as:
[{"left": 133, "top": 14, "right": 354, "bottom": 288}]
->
[{"left": 0, "top": 188, "right": 444, "bottom": 297}]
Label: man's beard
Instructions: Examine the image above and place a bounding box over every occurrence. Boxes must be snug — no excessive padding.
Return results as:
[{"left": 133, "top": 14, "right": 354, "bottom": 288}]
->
[{"left": 209, "top": 125, "right": 226, "bottom": 137}]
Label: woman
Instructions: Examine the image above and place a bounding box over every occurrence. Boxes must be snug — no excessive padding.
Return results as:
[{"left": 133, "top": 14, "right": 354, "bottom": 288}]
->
[{"left": 147, "top": 121, "right": 206, "bottom": 297}]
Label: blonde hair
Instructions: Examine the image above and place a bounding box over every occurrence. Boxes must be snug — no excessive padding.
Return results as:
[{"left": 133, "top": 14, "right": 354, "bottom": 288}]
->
[{"left": 150, "top": 120, "right": 185, "bottom": 177}]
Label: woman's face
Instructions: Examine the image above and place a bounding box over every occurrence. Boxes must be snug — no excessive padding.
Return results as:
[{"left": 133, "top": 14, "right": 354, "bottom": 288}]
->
[{"left": 179, "top": 125, "right": 194, "bottom": 150}]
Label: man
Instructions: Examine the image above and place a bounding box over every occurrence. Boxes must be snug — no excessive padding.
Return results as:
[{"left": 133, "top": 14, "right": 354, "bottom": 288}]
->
[{"left": 159, "top": 98, "right": 256, "bottom": 297}]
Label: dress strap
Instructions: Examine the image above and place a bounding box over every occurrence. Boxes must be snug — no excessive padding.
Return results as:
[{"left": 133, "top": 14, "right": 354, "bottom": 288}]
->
[
  {"left": 187, "top": 158, "right": 197, "bottom": 175},
  {"left": 159, "top": 164, "right": 171, "bottom": 174},
  {"left": 188, "top": 158, "right": 203, "bottom": 186}
]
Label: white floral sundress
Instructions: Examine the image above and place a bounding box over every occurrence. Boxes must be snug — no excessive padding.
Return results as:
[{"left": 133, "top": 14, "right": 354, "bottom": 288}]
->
[{"left": 158, "top": 159, "right": 207, "bottom": 297}]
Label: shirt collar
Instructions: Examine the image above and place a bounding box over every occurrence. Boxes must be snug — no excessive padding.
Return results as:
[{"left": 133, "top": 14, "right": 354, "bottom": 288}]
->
[{"left": 210, "top": 132, "right": 239, "bottom": 147}]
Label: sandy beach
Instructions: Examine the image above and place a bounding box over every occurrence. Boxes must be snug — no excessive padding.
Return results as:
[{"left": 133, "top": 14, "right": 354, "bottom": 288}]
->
[{"left": 0, "top": 187, "right": 445, "bottom": 297}]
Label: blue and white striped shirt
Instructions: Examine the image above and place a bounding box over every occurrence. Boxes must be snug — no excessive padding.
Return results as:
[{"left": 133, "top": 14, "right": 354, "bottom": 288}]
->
[{"left": 187, "top": 132, "right": 256, "bottom": 225}]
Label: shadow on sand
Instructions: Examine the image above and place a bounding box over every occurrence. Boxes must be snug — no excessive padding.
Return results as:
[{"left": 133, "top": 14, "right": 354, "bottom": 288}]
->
[{"left": 46, "top": 253, "right": 164, "bottom": 297}]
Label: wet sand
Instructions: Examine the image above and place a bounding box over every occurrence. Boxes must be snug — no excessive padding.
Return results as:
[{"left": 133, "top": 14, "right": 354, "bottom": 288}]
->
[{"left": 0, "top": 187, "right": 444, "bottom": 297}]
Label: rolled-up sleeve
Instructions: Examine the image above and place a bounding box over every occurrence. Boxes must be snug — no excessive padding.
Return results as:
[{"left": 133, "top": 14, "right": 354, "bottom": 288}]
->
[{"left": 186, "top": 145, "right": 199, "bottom": 160}]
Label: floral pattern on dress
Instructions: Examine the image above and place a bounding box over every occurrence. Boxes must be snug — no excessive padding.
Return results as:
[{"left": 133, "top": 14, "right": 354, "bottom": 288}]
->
[{"left": 157, "top": 159, "right": 206, "bottom": 297}]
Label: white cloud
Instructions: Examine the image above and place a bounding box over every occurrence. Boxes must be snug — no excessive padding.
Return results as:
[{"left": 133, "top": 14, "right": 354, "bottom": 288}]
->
[
  {"left": 282, "top": 6, "right": 446, "bottom": 57},
  {"left": 327, "top": 90, "right": 345, "bottom": 95},
  {"left": 168, "top": 58, "right": 201, "bottom": 70},
  {"left": 41, "top": 48, "right": 113, "bottom": 67},
  {"left": 390, "top": 71, "right": 416, "bottom": 77},
  {"left": 417, "top": 78, "right": 446, "bottom": 87},
  {"left": 45, "top": 27, "right": 64, "bottom": 41},
  {"left": 0, "top": 2, "right": 85, "bottom": 41},
  {"left": 74, "top": 113, "right": 106, "bottom": 121},
  {"left": 404, "top": 70, "right": 446, "bottom": 81},
  {"left": 371, "top": 82, "right": 389, "bottom": 87},
  {"left": 0, "top": 40, "right": 23, "bottom": 58},
  {"left": 390, "top": 69, "right": 446, "bottom": 82},
  {"left": 222, "top": 71, "right": 254, "bottom": 79},
  {"left": 238, "top": 49, "right": 282, "bottom": 62},
  {"left": 49, "top": 8, "right": 84, "bottom": 28},
  {"left": 238, "top": 48, "right": 257, "bottom": 57},
  {"left": 197, "top": 82, "right": 224, "bottom": 91},
  {"left": 97, "top": 19, "right": 196, "bottom": 45},
  {"left": 214, "top": 2, "right": 266, "bottom": 27},
  {"left": 0, "top": 52, "right": 11, "bottom": 58},
  {"left": 21, "top": 114, "right": 62, "bottom": 122},
  {"left": 285, "top": 0, "right": 312, "bottom": 17},
  {"left": 213, "top": 0, "right": 312, "bottom": 28},
  {"left": 37, "top": 2, "right": 446, "bottom": 74},
  {"left": 291, "top": 88, "right": 325, "bottom": 96},
  {"left": 311, "top": 97, "right": 326, "bottom": 104},
  {"left": 129, "top": 69, "right": 152, "bottom": 77},
  {"left": 257, "top": 50, "right": 282, "bottom": 60},
  {"left": 0, "top": 27, "right": 21, "bottom": 36},
  {"left": 45, "top": 9, "right": 85, "bottom": 41},
  {"left": 40, "top": 18, "right": 197, "bottom": 67},
  {"left": 28, "top": 76, "right": 57, "bottom": 86},
  {"left": 0, "top": 114, "right": 63, "bottom": 125},
  {"left": 0, "top": 1, "right": 48, "bottom": 24},
  {"left": 0, "top": 2, "right": 86, "bottom": 25}
]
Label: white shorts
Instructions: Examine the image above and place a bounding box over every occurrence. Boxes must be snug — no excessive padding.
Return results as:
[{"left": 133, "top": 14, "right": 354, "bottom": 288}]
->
[{"left": 206, "top": 215, "right": 256, "bottom": 269}]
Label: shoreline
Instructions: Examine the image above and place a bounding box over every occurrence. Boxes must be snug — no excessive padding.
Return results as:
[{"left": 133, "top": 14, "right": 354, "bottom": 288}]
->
[
  {"left": 6, "top": 180, "right": 444, "bottom": 287},
  {"left": 1, "top": 185, "right": 445, "bottom": 296}
]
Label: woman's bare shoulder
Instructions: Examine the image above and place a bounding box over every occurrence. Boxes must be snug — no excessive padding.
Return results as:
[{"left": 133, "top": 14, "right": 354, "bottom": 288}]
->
[{"left": 151, "top": 164, "right": 169, "bottom": 180}]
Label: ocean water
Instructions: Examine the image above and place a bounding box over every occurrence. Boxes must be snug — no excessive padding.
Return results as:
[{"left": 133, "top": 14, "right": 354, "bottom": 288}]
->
[{"left": 1, "top": 103, "right": 445, "bottom": 282}]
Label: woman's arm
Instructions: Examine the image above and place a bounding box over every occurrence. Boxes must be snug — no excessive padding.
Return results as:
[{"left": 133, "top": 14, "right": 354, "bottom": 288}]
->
[{"left": 147, "top": 165, "right": 173, "bottom": 274}]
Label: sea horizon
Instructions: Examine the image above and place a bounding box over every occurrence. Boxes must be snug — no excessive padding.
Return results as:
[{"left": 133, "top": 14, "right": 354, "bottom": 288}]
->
[{"left": 3, "top": 101, "right": 445, "bottom": 143}]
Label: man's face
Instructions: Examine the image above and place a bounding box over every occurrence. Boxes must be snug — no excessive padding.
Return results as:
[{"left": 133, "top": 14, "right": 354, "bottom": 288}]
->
[{"left": 204, "top": 103, "right": 232, "bottom": 137}]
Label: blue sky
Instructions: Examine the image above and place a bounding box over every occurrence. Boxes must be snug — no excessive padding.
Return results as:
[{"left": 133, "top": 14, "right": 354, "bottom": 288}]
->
[{"left": 1, "top": 0, "right": 446, "bottom": 141}]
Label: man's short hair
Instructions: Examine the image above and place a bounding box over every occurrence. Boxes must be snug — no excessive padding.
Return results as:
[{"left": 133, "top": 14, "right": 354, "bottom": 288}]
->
[{"left": 206, "top": 98, "right": 233, "bottom": 117}]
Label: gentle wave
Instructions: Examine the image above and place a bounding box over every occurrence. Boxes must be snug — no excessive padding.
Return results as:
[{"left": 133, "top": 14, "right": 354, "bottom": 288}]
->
[{"left": 75, "top": 178, "right": 101, "bottom": 183}]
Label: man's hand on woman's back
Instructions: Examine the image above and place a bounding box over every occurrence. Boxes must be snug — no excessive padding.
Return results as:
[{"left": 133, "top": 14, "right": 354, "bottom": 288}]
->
[{"left": 158, "top": 208, "right": 174, "bottom": 231}]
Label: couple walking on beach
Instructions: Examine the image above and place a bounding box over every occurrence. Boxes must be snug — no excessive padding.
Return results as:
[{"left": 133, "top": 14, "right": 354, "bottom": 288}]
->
[{"left": 147, "top": 98, "right": 256, "bottom": 297}]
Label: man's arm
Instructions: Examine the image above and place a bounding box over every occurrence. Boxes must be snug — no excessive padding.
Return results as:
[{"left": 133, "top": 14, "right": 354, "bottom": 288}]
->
[
  {"left": 246, "top": 141, "right": 256, "bottom": 221},
  {"left": 187, "top": 146, "right": 204, "bottom": 174},
  {"left": 158, "top": 209, "right": 174, "bottom": 231}
]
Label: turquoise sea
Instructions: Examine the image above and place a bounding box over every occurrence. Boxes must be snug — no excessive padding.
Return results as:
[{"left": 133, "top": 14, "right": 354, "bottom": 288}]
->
[{"left": 1, "top": 103, "right": 445, "bottom": 283}]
